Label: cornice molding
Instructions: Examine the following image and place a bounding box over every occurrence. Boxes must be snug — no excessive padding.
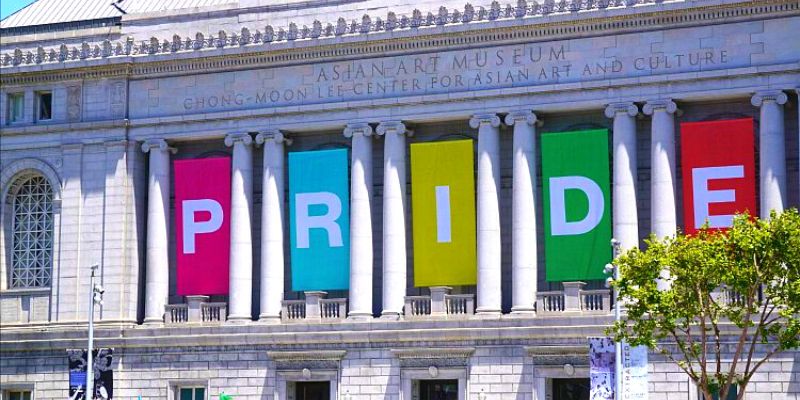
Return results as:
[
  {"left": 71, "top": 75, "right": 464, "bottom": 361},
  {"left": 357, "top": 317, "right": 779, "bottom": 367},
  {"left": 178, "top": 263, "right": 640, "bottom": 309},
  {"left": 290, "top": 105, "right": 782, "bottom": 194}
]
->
[
  {"left": 390, "top": 347, "right": 476, "bottom": 359},
  {"left": 267, "top": 350, "right": 347, "bottom": 361},
  {"left": 1, "top": 0, "right": 797, "bottom": 86}
]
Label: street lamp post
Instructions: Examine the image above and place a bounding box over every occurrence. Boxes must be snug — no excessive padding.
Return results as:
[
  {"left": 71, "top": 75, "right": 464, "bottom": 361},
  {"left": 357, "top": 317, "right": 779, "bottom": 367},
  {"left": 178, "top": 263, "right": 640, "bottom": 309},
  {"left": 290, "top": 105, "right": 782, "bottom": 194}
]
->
[
  {"left": 86, "top": 264, "right": 104, "bottom": 400},
  {"left": 604, "top": 239, "right": 623, "bottom": 400}
]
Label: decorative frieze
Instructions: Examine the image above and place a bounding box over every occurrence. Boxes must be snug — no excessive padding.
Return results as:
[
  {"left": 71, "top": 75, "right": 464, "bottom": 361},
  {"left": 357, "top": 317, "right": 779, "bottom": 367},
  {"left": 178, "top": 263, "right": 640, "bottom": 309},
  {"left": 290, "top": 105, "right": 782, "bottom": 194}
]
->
[
  {"left": 2, "top": 0, "right": 797, "bottom": 77},
  {"left": 391, "top": 347, "right": 476, "bottom": 367},
  {"left": 524, "top": 345, "right": 589, "bottom": 365}
]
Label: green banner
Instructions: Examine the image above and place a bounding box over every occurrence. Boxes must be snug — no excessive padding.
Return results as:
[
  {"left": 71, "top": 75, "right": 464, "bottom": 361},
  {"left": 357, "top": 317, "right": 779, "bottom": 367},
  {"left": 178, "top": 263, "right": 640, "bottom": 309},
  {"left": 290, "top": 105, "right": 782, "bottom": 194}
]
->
[{"left": 541, "top": 129, "right": 612, "bottom": 281}]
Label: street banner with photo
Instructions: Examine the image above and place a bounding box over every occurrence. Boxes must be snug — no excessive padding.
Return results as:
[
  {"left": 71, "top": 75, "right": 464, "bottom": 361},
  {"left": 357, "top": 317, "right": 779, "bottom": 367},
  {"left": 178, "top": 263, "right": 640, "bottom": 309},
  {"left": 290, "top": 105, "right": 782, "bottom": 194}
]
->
[
  {"left": 68, "top": 348, "right": 114, "bottom": 400},
  {"left": 410, "top": 139, "right": 477, "bottom": 287},
  {"left": 289, "top": 148, "right": 350, "bottom": 290},
  {"left": 174, "top": 157, "right": 232, "bottom": 295},
  {"left": 680, "top": 118, "right": 756, "bottom": 234},
  {"left": 621, "top": 342, "right": 649, "bottom": 400},
  {"left": 542, "top": 129, "right": 612, "bottom": 281},
  {"left": 589, "top": 337, "right": 616, "bottom": 400}
]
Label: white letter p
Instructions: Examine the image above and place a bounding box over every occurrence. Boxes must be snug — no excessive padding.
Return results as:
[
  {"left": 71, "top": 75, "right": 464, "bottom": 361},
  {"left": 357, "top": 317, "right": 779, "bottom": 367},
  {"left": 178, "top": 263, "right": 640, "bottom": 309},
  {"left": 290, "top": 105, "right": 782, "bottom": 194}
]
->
[{"left": 182, "top": 199, "right": 224, "bottom": 254}]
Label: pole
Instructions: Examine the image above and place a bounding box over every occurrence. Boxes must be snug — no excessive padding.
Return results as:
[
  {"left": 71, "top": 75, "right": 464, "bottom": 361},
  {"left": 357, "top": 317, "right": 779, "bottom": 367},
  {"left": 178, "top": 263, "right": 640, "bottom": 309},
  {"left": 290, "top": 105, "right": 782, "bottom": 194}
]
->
[
  {"left": 86, "top": 264, "right": 98, "bottom": 400},
  {"left": 611, "top": 239, "right": 622, "bottom": 400}
]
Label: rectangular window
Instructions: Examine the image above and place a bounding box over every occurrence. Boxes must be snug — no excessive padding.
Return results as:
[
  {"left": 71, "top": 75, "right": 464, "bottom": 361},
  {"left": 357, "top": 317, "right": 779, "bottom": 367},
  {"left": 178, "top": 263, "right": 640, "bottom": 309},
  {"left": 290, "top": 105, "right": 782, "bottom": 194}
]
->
[
  {"left": 179, "top": 387, "right": 205, "bottom": 400},
  {"left": 551, "top": 378, "right": 590, "bottom": 400},
  {"left": 419, "top": 380, "right": 458, "bottom": 400},
  {"left": 36, "top": 91, "right": 52, "bottom": 121},
  {"left": 7, "top": 93, "right": 24, "bottom": 123},
  {"left": 294, "top": 381, "right": 330, "bottom": 400},
  {"left": 8, "top": 391, "right": 33, "bottom": 400}
]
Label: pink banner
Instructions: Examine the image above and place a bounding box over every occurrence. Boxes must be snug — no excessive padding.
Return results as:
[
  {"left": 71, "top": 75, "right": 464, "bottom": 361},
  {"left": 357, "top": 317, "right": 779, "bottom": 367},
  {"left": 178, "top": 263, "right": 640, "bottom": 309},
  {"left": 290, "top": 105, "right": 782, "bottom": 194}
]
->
[{"left": 174, "top": 157, "right": 231, "bottom": 295}]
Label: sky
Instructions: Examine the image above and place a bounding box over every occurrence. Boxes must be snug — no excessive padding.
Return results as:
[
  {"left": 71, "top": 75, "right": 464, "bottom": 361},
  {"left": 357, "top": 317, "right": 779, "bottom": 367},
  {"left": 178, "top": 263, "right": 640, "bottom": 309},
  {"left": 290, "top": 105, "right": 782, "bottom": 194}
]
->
[{"left": 1, "top": 0, "right": 36, "bottom": 20}]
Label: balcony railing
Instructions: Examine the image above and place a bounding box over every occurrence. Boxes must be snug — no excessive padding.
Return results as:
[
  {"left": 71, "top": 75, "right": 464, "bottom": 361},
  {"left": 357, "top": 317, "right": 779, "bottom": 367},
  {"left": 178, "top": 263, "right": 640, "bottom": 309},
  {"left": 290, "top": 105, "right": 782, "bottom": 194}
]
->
[
  {"left": 536, "top": 282, "right": 612, "bottom": 315},
  {"left": 281, "top": 291, "right": 347, "bottom": 322},
  {"left": 165, "top": 296, "right": 226, "bottom": 325},
  {"left": 404, "top": 287, "right": 475, "bottom": 319}
]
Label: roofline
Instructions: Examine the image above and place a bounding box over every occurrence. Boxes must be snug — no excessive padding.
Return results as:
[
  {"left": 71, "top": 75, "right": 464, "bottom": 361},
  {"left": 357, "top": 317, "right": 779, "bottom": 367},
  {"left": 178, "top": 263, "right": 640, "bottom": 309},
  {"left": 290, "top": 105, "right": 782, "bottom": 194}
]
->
[{"left": 0, "top": 17, "right": 121, "bottom": 37}]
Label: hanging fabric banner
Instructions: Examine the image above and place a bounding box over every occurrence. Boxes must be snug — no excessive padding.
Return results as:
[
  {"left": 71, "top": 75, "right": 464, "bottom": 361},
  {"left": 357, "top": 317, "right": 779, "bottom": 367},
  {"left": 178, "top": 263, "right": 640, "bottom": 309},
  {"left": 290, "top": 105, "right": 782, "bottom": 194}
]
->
[
  {"left": 68, "top": 348, "right": 114, "bottom": 400},
  {"left": 174, "top": 157, "right": 231, "bottom": 295},
  {"left": 621, "top": 342, "right": 649, "bottom": 400},
  {"left": 542, "top": 129, "right": 612, "bottom": 281},
  {"left": 410, "top": 139, "right": 477, "bottom": 287},
  {"left": 289, "top": 148, "right": 350, "bottom": 291},
  {"left": 680, "top": 118, "right": 756, "bottom": 234},
  {"left": 589, "top": 337, "right": 616, "bottom": 400}
]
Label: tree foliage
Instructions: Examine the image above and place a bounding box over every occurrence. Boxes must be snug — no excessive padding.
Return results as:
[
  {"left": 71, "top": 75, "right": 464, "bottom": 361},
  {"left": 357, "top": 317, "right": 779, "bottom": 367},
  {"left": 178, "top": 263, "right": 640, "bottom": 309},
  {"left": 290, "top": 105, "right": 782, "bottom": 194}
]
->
[{"left": 608, "top": 210, "right": 800, "bottom": 400}]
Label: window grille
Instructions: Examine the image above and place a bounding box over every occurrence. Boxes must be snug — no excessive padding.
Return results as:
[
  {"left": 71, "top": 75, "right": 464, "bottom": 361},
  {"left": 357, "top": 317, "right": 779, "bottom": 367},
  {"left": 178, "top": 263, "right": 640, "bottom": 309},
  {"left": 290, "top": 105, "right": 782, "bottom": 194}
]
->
[{"left": 10, "top": 175, "right": 54, "bottom": 288}]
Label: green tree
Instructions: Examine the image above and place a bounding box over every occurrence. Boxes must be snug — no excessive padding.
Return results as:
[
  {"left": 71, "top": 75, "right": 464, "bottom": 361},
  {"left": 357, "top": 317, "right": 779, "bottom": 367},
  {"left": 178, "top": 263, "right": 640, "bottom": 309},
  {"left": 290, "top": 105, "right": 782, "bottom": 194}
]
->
[{"left": 608, "top": 210, "right": 800, "bottom": 400}]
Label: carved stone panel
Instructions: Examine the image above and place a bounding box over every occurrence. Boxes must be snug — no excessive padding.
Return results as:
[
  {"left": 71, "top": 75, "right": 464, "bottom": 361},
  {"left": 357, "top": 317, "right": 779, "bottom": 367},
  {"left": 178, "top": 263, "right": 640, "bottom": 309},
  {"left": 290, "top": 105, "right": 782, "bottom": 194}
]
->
[
  {"left": 110, "top": 80, "right": 126, "bottom": 118},
  {"left": 66, "top": 85, "right": 81, "bottom": 122}
]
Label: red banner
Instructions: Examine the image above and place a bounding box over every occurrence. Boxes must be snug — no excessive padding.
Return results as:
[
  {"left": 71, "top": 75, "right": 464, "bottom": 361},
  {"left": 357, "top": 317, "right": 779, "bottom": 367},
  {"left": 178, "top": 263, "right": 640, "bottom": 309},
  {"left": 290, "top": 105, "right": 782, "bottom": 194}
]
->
[
  {"left": 680, "top": 118, "right": 756, "bottom": 234},
  {"left": 174, "top": 157, "right": 231, "bottom": 295}
]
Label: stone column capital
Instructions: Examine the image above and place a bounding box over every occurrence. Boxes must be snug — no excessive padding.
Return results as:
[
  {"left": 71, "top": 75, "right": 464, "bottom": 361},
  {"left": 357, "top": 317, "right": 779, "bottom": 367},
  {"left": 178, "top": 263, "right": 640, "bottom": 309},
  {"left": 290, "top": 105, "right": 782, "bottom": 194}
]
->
[
  {"left": 141, "top": 138, "right": 176, "bottom": 154},
  {"left": 469, "top": 113, "right": 501, "bottom": 129},
  {"left": 751, "top": 90, "right": 788, "bottom": 107},
  {"left": 255, "top": 129, "right": 292, "bottom": 146},
  {"left": 642, "top": 99, "right": 678, "bottom": 115},
  {"left": 504, "top": 110, "right": 538, "bottom": 126},
  {"left": 604, "top": 102, "right": 639, "bottom": 118},
  {"left": 343, "top": 122, "right": 374, "bottom": 138},
  {"left": 375, "top": 121, "right": 411, "bottom": 137},
  {"left": 224, "top": 132, "right": 254, "bottom": 147}
]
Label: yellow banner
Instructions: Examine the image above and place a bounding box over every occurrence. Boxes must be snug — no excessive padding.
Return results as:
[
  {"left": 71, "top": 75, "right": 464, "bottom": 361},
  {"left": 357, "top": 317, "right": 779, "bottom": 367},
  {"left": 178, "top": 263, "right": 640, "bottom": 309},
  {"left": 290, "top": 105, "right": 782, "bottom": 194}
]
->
[{"left": 410, "top": 139, "right": 477, "bottom": 287}]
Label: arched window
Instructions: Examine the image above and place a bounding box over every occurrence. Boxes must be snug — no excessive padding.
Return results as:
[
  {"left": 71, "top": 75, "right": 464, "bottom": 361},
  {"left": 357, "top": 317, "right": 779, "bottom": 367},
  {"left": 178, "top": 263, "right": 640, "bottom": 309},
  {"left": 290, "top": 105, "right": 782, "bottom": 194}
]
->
[{"left": 9, "top": 175, "right": 54, "bottom": 288}]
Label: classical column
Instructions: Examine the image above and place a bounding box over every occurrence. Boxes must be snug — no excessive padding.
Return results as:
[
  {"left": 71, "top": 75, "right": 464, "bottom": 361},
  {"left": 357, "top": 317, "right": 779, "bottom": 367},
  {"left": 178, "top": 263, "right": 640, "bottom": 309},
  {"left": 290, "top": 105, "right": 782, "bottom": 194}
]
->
[
  {"left": 376, "top": 121, "right": 409, "bottom": 319},
  {"left": 256, "top": 130, "right": 291, "bottom": 323},
  {"left": 225, "top": 133, "right": 254, "bottom": 322},
  {"left": 605, "top": 102, "right": 640, "bottom": 250},
  {"left": 643, "top": 99, "right": 678, "bottom": 239},
  {"left": 344, "top": 123, "right": 374, "bottom": 319},
  {"left": 142, "top": 139, "right": 175, "bottom": 324},
  {"left": 469, "top": 113, "right": 502, "bottom": 315},
  {"left": 504, "top": 110, "right": 538, "bottom": 315},
  {"left": 752, "top": 90, "right": 789, "bottom": 219}
]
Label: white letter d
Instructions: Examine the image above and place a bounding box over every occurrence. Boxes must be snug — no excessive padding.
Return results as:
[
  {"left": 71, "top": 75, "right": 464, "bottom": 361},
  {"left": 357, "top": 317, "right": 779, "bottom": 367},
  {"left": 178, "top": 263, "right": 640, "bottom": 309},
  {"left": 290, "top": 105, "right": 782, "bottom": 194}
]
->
[{"left": 549, "top": 176, "right": 605, "bottom": 236}]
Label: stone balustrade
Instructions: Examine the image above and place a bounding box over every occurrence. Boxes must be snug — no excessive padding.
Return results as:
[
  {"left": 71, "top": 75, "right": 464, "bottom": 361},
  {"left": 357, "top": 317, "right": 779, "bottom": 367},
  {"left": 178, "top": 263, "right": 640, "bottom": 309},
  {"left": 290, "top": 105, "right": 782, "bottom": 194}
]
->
[
  {"left": 164, "top": 295, "right": 227, "bottom": 325},
  {"left": 536, "top": 283, "right": 612, "bottom": 315},
  {"left": 404, "top": 287, "right": 475, "bottom": 319},
  {"left": 281, "top": 291, "right": 347, "bottom": 323}
]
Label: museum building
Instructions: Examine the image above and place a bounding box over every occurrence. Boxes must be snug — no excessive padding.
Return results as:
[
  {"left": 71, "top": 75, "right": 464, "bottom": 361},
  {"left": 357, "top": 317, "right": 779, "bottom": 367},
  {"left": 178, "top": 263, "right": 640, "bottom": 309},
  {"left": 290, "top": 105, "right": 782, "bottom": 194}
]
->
[{"left": 0, "top": 0, "right": 799, "bottom": 399}]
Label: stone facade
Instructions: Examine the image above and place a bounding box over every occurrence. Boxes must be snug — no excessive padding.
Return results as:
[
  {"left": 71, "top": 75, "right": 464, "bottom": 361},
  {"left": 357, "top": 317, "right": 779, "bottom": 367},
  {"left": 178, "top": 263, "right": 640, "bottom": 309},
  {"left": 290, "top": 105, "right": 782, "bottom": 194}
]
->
[{"left": 1, "top": 0, "right": 799, "bottom": 399}]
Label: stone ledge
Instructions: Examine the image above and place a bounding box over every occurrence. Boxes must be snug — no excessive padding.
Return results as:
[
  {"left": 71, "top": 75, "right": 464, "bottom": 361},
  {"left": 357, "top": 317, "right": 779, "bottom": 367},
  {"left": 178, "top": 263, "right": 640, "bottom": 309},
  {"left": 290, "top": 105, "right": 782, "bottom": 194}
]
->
[
  {"left": 390, "top": 347, "right": 476, "bottom": 359},
  {"left": 524, "top": 345, "right": 589, "bottom": 365},
  {"left": 267, "top": 350, "right": 347, "bottom": 361}
]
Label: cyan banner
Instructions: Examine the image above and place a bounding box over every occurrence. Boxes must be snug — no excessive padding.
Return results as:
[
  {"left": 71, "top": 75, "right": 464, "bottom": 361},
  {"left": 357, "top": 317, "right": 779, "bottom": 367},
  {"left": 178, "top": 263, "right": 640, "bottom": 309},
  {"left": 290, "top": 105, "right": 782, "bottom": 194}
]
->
[{"left": 288, "top": 148, "right": 350, "bottom": 290}]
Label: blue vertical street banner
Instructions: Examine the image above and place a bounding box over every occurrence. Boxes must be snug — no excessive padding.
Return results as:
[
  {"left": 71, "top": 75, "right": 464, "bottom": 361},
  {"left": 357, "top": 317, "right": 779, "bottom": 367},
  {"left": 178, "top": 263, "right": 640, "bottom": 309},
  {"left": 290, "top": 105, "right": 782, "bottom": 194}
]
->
[
  {"left": 68, "top": 348, "right": 114, "bottom": 400},
  {"left": 589, "top": 337, "right": 615, "bottom": 400},
  {"left": 289, "top": 148, "right": 350, "bottom": 290}
]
